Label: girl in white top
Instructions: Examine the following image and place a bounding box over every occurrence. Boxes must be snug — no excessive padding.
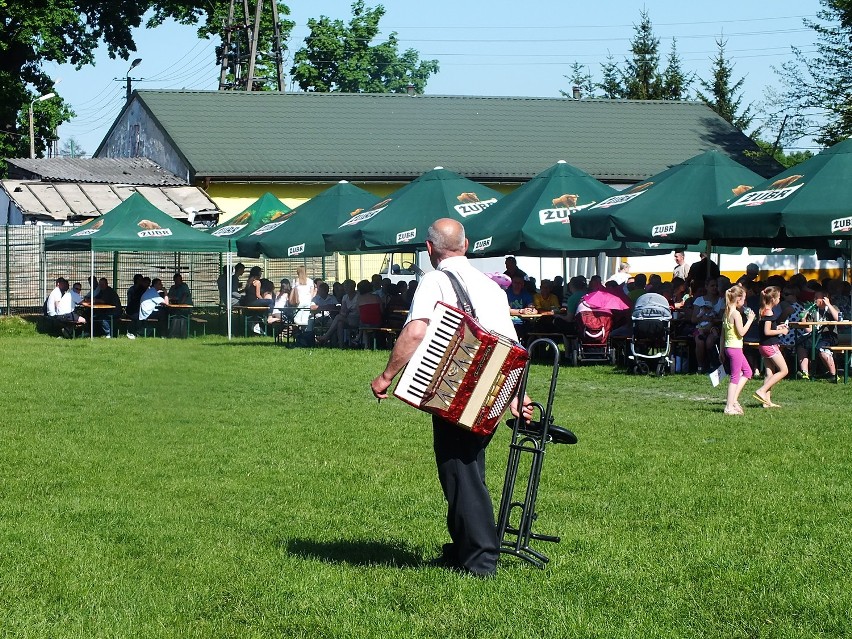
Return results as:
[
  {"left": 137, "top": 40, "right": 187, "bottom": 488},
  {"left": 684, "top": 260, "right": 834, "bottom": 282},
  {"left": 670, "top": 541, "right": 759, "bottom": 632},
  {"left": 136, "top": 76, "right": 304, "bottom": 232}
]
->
[
  {"left": 289, "top": 266, "right": 316, "bottom": 326},
  {"left": 268, "top": 279, "right": 291, "bottom": 324}
]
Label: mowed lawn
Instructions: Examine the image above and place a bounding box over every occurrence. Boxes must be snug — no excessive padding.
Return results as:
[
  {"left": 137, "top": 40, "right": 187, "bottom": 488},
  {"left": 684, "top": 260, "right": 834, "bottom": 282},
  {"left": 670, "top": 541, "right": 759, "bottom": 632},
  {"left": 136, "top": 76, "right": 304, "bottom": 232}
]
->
[{"left": 1, "top": 325, "right": 850, "bottom": 638}]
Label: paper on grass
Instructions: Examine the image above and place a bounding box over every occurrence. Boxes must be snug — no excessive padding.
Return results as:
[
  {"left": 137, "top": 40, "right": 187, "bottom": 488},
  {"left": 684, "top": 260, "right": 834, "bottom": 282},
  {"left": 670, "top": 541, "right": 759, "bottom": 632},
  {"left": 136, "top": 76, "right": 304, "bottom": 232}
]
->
[{"left": 708, "top": 364, "right": 728, "bottom": 387}]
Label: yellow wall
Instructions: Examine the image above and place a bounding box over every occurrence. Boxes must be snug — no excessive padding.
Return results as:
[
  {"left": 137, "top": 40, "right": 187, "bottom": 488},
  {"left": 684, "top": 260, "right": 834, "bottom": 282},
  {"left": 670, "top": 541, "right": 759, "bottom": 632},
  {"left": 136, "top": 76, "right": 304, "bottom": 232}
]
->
[{"left": 204, "top": 180, "right": 522, "bottom": 221}]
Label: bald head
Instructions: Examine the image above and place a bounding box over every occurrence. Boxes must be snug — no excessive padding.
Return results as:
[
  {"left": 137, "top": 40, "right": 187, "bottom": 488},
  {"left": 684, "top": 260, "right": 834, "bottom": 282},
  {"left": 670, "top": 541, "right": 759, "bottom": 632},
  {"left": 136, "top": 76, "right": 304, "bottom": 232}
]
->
[{"left": 426, "top": 218, "right": 467, "bottom": 260}]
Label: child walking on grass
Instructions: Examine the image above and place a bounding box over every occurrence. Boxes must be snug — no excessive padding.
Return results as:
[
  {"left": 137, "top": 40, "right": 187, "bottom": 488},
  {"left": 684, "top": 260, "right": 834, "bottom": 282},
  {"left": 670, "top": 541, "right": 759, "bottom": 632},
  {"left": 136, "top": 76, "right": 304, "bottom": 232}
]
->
[
  {"left": 754, "top": 286, "right": 790, "bottom": 408},
  {"left": 723, "top": 284, "right": 756, "bottom": 415}
]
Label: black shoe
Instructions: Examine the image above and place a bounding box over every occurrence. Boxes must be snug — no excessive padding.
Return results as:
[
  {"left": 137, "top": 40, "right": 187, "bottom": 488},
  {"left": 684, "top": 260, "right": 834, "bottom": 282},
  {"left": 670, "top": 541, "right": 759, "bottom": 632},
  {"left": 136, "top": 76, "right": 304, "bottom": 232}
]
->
[{"left": 61, "top": 327, "right": 72, "bottom": 339}]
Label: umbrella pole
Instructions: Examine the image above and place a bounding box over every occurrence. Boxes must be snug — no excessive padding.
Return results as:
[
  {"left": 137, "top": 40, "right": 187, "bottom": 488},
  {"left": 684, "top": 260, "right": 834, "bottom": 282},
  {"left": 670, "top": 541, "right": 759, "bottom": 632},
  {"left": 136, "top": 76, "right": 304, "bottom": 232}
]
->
[
  {"left": 227, "top": 252, "right": 233, "bottom": 340},
  {"left": 90, "top": 249, "right": 94, "bottom": 340}
]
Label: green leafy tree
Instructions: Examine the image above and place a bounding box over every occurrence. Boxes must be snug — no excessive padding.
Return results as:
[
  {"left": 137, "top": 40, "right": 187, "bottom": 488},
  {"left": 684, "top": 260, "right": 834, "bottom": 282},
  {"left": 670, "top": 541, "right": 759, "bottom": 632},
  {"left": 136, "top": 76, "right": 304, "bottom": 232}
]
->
[
  {"left": 560, "top": 62, "right": 595, "bottom": 99},
  {"left": 291, "top": 1, "right": 439, "bottom": 93},
  {"left": 697, "top": 38, "right": 755, "bottom": 132},
  {"left": 749, "top": 139, "right": 814, "bottom": 168},
  {"left": 621, "top": 9, "right": 663, "bottom": 100},
  {"left": 0, "top": 1, "right": 238, "bottom": 165},
  {"left": 660, "top": 39, "right": 693, "bottom": 101},
  {"left": 772, "top": 0, "right": 852, "bottom": 146}
]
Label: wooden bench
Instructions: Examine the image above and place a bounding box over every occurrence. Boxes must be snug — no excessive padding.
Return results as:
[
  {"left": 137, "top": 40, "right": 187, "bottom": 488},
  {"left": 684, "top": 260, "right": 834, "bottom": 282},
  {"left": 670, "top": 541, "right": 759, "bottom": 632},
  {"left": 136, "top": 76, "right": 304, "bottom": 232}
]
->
[
  {"left": 359, "top": 326, "right": 401, "bottom": 350},
  {"left": 829, "top": 345, "right": 852, "bottom": 383},
  {"left": 118, "top": 316, "right": 160, "bottom": 337},
  {"left": 191, "top": 316, "right": 208, "bottom": 337},
  {"left": 233, "top": 306, "right": 273, "bottom": 337},
  {"left": 45, "top": 316, "right": 86, "bottom": 339},
  {"left": 526, "top": 332, "right": 573, "bottom": 363}
]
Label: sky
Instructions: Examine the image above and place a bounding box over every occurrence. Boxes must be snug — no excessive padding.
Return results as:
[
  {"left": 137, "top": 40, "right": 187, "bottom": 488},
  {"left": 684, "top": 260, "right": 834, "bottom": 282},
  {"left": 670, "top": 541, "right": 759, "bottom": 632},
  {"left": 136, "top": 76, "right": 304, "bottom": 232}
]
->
[{"left": 49, "top": 0, "right": 825, "bottom": 156}]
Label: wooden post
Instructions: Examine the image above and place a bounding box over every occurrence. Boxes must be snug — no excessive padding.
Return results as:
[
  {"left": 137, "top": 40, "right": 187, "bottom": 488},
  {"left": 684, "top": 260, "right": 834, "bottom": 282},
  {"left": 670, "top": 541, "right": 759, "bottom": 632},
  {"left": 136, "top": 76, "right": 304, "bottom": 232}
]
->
[{"left": 245, "top": 0, "right": 263, "bottom": 91}]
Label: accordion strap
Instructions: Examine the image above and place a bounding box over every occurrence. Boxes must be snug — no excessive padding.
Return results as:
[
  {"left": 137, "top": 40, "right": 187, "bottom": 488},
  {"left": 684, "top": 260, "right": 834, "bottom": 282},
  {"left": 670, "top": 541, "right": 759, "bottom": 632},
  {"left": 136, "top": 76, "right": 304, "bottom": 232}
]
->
[{"left": 441, "top": 269, "right": 476, "bottom": 319}]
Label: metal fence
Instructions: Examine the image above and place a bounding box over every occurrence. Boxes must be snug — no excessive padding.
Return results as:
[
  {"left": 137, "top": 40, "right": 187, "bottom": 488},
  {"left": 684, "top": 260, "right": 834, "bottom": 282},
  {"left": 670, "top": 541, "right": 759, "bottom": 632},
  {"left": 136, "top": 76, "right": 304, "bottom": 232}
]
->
[{"left": 0, "top": 226, "right": 336, "bottom": 315}]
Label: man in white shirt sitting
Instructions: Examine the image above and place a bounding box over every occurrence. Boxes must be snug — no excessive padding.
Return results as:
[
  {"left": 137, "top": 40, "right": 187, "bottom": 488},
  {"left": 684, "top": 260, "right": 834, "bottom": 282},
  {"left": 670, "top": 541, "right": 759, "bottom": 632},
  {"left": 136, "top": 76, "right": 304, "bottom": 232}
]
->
[
  {"left": 45, "top": 277, "right": 86, "bottom": 338},
  {"left": 128, "top": 277, "right": 167, "bottom": 338}
]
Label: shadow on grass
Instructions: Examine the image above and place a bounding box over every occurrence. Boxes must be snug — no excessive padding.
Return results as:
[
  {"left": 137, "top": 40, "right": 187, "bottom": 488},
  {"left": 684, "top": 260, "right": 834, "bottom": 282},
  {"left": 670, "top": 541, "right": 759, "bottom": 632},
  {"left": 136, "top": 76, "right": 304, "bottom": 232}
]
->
[
  {"left": 279, "top": 537, "right": 424, "bottom": 568},
  {"left": 201, "top": 339, "right": 288, "bottom": 348}
]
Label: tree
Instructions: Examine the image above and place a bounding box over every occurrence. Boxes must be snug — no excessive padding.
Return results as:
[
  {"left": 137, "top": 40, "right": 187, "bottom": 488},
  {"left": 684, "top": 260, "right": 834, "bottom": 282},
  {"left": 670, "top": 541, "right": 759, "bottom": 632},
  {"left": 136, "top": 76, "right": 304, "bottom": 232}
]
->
[
  {"left": 0, "top": 1, "right": 224, "bottom": 164},
  {"left": 621, "top": 9, "right": 663, "bottom": 100},
  {"left": 560, "top": 62, "right": 595, "bottom": 99},
  {"left": 772, "top": 0, "right": 852, "bottom": 146},
  {"left": 750, "top": 140, "right": 814, "bottom": 168},
  {"left": 597, "top": 54, "right": 624, "bottom": 99},
  {"left": 660, "top": 39, "right": 693, "bottom": 101},
  {"left": 148, "top": 1, "right": 294, "bottom": 90},
  {"left": 60, "top": 137, "right": 88, "bottom": 158},
  {"left": 696, "top": 38, "right": 755, "bottom": 133},
  {"left": 291, "top": 1, "right": 439, "bottom": 93}
]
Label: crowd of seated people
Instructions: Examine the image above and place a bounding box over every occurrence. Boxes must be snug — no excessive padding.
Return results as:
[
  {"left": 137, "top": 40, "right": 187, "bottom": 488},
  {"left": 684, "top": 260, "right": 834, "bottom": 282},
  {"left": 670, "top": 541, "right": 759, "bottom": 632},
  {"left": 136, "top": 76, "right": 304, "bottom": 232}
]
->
[
  {"left": 498, "top": 257, "right": 850, "bottom": 380},
  {"left": 304, "top": 276, "right": 415, "bottom": 348}
]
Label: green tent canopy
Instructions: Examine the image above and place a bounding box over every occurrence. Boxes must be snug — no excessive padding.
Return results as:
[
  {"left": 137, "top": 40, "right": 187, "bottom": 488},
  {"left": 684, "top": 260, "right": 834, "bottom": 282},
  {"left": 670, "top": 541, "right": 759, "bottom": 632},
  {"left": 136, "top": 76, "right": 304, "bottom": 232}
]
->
[
  {"left": 704, "top": 138, "right": 852, "bottom": 247},
  {"left": 209, "top": 192, "right": 292, "bottom": 251},
  {"left": 44, "top": 192, "right": 229, "bottom": 253},
  {"left": 571, "top": 150, "right": 764, "bottom": 244},
  {"left": 322, "top": 167, "right": 503, "bottom": 253},
  {"left": 236, "top": 181, "right": 380, "bottom": 258},
  {"left": 463, "top": 160, "right": 672, "bottom": 258}
]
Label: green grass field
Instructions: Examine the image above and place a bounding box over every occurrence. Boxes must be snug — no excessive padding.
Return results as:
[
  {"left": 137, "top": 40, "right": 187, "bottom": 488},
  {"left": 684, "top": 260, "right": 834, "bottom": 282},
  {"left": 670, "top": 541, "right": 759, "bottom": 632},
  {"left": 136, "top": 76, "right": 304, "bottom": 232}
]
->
[{"left": 1, "top": 323, "right": 850, "bottom": 638}]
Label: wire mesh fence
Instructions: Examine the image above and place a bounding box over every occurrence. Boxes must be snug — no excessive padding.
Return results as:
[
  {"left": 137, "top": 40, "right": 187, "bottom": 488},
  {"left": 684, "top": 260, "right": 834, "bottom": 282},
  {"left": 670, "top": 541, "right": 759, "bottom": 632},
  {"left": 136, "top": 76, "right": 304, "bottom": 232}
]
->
[{"left": 1, "top": 226, "right": 336, "bottom": 316}]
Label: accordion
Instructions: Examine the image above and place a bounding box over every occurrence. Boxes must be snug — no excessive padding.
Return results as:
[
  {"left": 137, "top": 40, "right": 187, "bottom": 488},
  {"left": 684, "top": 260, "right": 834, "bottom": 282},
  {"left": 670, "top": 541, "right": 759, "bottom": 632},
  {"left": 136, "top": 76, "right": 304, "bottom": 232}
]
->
[{"left": 394, "top": 302, "right": 529, "bottom": 435}]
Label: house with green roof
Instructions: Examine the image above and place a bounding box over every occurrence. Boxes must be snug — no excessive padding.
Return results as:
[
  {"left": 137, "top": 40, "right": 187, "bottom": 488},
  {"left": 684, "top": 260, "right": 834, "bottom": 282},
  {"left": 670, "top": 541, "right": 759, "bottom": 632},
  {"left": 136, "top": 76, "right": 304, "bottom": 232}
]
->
[{"left": 95, "top": 90, "right": 779, "bottom": 217}]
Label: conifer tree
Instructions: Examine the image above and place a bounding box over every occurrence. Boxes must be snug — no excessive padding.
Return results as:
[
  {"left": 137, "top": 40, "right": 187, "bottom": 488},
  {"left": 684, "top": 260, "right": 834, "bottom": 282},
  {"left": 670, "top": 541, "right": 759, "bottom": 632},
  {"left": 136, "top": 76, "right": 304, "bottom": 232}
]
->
[
  {"left": 598, "top": 54, "right": 624, "bottom": 99},
  {"left": 560, "top": 62, "right": 595, "bottom": 99},
  {"left": 621, "top": 9, "right": 663, "bottom": 100},
  {"left": 661, "top": 39, "right": 693, "bottom": 101},
  {"left": 697, "top": 38, "right": 755, "bottom": 132}
]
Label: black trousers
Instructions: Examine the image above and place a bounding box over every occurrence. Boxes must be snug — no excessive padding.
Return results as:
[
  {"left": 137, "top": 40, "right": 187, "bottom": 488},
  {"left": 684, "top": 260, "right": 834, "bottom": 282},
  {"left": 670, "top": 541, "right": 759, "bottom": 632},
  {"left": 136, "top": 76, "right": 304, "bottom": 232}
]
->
[{"left": 432, "top": 416, "right": 499, "bottom": 575}]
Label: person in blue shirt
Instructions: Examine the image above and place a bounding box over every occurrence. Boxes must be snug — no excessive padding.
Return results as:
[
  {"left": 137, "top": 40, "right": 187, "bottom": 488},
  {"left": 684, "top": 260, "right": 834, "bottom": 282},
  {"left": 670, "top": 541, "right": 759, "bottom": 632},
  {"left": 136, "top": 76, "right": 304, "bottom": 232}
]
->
[{"left": 506, "top": 274, "right": 534, "bottom": 343}]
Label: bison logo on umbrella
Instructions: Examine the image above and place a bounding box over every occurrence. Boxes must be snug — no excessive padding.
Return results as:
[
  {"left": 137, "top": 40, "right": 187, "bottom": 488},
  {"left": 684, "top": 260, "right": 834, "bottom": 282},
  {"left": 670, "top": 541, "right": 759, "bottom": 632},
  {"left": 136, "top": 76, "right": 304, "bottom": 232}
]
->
[
  {"left": 454, "top": 192, "right": 497, "bottom": 217},
  {"left": 137, "top": 219, "right": 172, "bottom": 237}
]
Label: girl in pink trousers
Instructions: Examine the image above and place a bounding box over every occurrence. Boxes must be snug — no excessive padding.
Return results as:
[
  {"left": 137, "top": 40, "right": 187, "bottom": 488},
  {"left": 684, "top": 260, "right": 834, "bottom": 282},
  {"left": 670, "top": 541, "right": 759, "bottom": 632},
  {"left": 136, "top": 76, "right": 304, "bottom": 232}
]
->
[
  {"left": 723, "top": 284, "right": 756, "bottom": 415},
  {"left": 753, "top": 286, "right": 790, "bottom": 408}
]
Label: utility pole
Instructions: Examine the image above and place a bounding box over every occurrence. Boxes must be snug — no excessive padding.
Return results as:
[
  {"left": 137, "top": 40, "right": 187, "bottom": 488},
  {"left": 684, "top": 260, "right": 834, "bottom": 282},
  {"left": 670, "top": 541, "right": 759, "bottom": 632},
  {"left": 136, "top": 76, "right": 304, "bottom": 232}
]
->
[{"left": 218, "top": 0, "right": 284, "bottom": 91}]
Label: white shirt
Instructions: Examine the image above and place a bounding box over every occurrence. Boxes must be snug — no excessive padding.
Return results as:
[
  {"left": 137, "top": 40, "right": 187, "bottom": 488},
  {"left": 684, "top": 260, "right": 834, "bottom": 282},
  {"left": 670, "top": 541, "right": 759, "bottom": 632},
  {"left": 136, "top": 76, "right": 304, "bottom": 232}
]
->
[
  {"left": 46, "top": 287, "right": 75, "bottom": 316},
  {"left": 292, "top": 280, "right": 316, "bottom": 308},
  {"left": 408, "top": 255, "right": 517, "bottom": 341},
  {"left": 139, "top": 287, "right": 165, "bottom": 320}
]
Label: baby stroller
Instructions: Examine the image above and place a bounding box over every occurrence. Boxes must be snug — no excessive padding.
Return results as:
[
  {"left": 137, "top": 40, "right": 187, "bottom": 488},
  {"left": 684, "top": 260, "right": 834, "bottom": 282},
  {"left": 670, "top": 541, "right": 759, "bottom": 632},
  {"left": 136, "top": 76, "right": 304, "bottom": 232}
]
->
[
  {"left": 572, "top": 301, "right": 614, "bottom": 365},
  {"left": 628, "top": 293, "right": 673, "bottom": 376}
]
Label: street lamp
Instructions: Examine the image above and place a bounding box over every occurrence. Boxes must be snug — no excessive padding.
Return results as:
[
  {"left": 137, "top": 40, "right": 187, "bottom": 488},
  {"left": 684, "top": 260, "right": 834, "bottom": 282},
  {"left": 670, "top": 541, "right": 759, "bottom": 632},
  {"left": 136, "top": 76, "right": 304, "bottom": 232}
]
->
[
  {"left": 29, "top": 92, "right": 56, "bottom": 159},
  {"left": 126, "top": 58, "right": 142, "bottom": 102}
]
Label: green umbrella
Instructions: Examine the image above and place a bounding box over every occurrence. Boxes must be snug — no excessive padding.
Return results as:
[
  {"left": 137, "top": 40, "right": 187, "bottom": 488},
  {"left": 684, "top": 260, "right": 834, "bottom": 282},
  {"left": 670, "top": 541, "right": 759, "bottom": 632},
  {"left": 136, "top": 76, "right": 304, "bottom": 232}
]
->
[
  {"left": 571, "top": 150, "right": 764, "bottom": 244},
  {"left": 463, "top": 160, "right": 669, "bottom": 258},
  {"left": 44, "top": 192, "right": 228, "bottom": 253},
  {"left": 236, "top": 181, "right": 380, "bottom": 258},
  {"left": 322, "top": 167, "right": 502, "bottom": 252},
  {"left": 704, "top": 138, "right": 852, "bottom": 248},
  {"left": 209, "top": 192, "right": 292, "bottom": 250}
]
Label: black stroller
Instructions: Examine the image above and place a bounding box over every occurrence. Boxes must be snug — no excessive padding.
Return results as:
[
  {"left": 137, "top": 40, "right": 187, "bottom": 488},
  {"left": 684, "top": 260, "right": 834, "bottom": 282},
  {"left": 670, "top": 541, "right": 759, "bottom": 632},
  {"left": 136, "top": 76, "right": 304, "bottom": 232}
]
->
[{"left": 628, "top": 293, "right": 673, "bottom": 375}]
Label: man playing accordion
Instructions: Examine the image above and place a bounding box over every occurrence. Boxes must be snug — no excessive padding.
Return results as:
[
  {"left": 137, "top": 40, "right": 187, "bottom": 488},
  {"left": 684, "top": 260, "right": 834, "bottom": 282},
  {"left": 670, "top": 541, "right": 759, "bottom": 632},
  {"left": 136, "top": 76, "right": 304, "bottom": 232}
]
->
[{"left": 371, "top": 218, "right": 532, "bottom": 577}]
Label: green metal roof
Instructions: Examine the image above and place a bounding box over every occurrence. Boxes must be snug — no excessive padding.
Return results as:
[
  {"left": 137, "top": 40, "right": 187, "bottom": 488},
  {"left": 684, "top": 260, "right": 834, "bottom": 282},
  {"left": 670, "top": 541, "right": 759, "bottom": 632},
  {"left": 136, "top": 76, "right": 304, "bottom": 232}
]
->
[{"left": 106, "top": 91, "right": 779, "bottom": 183}]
